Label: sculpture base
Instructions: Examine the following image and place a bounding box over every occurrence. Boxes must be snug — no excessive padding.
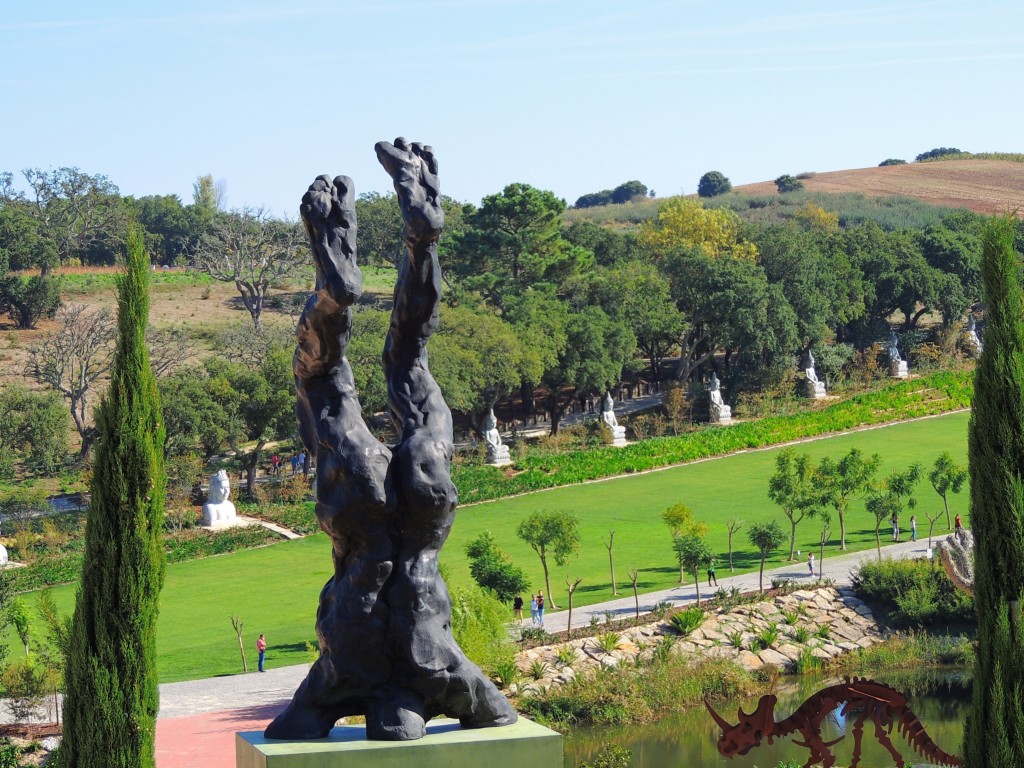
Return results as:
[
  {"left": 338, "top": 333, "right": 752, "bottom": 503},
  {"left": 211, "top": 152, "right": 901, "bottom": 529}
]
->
[
  {"left": 889, "top": 360, "right": 909, "bottom": 379},
  {"left": 710, "top": 404, "right": 732, "bottom": 424},
  {"left": 804, "top": 381, "right": 827, "bottom": 399},
  {"left": 486, "top": 456, "right": 513, "bottom": 467},
  {"left": 237, "top": 717, "right": 562, "bottom": 768}
]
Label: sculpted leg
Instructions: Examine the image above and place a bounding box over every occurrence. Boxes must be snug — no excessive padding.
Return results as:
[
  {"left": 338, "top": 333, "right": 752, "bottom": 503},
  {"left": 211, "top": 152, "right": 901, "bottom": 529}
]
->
[
  {"left": 265, "top": 175, "right": 396, "bottom": 740},
  {"left": 375, "top": 138, "right": 517, "bottom": 733}
]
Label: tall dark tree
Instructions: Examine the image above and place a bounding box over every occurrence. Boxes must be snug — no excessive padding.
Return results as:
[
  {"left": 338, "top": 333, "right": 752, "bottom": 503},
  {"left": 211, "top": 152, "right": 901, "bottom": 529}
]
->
[
  {"left": 57, "top": 226, "right": 166, "bottom": 767},
  {"left": 963, "top": 214, "right": 1024, "bottom": 767},
  {"left": 697, "top": 171, "right": 732, "bottom": 198}
]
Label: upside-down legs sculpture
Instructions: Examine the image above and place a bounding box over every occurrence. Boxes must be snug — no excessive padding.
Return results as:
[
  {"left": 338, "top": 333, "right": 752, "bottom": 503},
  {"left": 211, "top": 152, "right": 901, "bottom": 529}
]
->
[{"left": 264, "top": 139, "right": 517, "bottom": 741}]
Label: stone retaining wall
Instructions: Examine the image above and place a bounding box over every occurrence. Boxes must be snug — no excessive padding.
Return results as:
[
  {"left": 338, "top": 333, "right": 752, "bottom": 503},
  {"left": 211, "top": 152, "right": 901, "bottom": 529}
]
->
[{"left": 512, "top": 586, "right": 879, "bottom": 695}]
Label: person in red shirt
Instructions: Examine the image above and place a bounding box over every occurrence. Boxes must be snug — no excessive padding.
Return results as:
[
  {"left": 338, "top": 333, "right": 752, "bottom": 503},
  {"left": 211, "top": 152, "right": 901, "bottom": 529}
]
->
[{"left": 257, "top": 634, "right": 267, "bottom": 672}]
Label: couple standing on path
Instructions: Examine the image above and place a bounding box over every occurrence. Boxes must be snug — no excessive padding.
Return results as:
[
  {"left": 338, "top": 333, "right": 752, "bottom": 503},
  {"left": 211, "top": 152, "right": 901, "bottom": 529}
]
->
[{"left": 529, "top": 592, "right": 546, "bottom": 627}]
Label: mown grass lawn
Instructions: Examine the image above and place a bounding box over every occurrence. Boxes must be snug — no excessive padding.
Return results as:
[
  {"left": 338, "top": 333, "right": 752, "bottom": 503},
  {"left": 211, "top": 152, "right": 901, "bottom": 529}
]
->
[{"left": 25, "top": 411, "right": 970, "bottom": 683}]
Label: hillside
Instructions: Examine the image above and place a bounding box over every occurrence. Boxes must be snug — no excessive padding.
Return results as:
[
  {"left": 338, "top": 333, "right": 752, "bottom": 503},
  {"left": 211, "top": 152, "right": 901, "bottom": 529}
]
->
[{"left": 732, "top": 159, "right": 1024, "bottom": 216}]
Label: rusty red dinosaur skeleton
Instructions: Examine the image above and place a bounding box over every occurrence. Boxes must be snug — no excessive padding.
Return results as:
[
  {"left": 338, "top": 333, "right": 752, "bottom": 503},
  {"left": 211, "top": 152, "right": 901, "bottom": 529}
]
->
[{"left": 705, "top": 676, "right": 960, "bottom": 768}]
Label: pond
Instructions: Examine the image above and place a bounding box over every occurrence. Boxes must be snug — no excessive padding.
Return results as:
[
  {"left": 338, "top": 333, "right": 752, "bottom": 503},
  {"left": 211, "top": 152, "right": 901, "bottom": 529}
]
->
[{"left": 565, "top": 668, "right": 970, "bottom": 768}]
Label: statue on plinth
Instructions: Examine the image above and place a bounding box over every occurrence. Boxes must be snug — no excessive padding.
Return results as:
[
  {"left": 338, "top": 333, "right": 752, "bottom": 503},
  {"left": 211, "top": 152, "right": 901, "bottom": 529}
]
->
[
  {"left": 601, "top": 392, "right": 628, "bottom": 446},
  {"left": 483, "top": 409, "right": 512, "bottom": 466},
  {"left": 965, "top": 316, "right": 983, "bottom": 356},
  {"left": 708, "top": 372, "right": 732, "bottom": 423},
  {"left": 888, "top": 331, "right": 909, "bottom": 378},
  {"left": 801, "top": 350, "right": 826, "bottom": 399},
  {"left": 265, "top": 139, "right": 516, "bottom": 742},
  {"left": 201, "top": 470, "right": 238, "bottom": 527}
]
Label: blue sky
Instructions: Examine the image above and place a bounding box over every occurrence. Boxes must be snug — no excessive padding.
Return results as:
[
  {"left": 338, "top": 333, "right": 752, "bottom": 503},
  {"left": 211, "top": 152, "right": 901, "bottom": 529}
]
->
[{"left": 4, "top": 1, "right": 1023, "bottom": 216}]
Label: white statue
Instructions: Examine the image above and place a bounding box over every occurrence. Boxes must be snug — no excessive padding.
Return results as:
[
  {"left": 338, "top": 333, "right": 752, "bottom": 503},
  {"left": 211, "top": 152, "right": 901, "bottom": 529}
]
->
[
  {"left": 483, "top": 409, "right": 511, "bottom": 466},
  {"left": 0, "top": 543, "right": 8, "bottom": 567},
  {"left": 966, "top": 316, "right": 983, "bottom": 356},
  {"left": 708, "top": 373, "right": 732, "bottom": 423},
  {"left": 887, "top": 332, "right": 908, "bottom": 378},
  {"left": 801, "top": 350, "right": 826, "bottom": 399},
  {"left": 601, "top": 392, "right": 628, "bottom": 446},
  {"left": 202, "top": 470, "right": 239, "bottom": 527}
]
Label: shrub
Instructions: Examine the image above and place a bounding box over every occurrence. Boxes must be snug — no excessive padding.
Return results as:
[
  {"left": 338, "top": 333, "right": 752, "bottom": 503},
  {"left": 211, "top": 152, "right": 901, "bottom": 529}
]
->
[
  {"left": 879, "top": 159, "right": 907, "bottom": 166},
  {"left": 528, "top": 660, "right": 550, "bottom": 680},
  {"left": 578, "top": 745, "right": 632, "bottom": 768},
  {"left": 556, "top": 645, "right": 577, "bottom": 668},
  {"left": 782, "top": 610, "right": 800, "bottom": 625},
  {"left": 727, "top": 630, "right": 745, "bottom": 648},
  {"left": 794, "top": 649, "right": 821, "bottom": 674},
  {"left": 794, "top": 626, "right": 811, "bottom": 643},
  {"left": 0, "top": 656, "right": 46, "bottom": 722},
  {"left": 449, "top": 581, "right": 516, "bottom": 674},
  {"left": 754, "top": 623, "right": 780, "bottom": 650},
  {"left": 815, "top": 624, "right": 832, "bottom": 640},
  {"left": 775, "top": 175, "right": 804, "bottom": 193},
  {"left": 670, "top": 607, "right": 705, "bottom": 636},
  {"left": 852, "top": 557, "right": 973, "bottom": 628},
  {"left": 597, "top": 632, "right": 622, "bottom": 653},
  {"left": 494, "top": 659, "right": 520, "bottom": 688}
]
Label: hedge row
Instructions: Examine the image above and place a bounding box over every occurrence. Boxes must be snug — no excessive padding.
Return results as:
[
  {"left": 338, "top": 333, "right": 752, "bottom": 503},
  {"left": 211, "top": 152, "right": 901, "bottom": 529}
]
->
[
  {"left": 8, "top": 524, "right": 280, "bottom": 592},
  {"left": 452, "top": 370, "right": 972, "bottom": 505}
]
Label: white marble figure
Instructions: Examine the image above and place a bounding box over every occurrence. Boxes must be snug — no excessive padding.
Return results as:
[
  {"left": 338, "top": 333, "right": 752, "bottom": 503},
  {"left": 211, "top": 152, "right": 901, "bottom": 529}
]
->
[
  {"left": 802, "top": 350, "right": 826, "bottom": 399},
  {"left": 966, "top": 316, "right": 983, "bottom": 356},
  {"left": 708, "top": 372, "right": 732, "bottom": 424},
  {"left": 0, "top": 543, "right": 7, "bottom": 566},
  {"left": 887, "top": 331, "right": 909, "bottom": 378},
  {"left": 601, "top": 392, "right": 628, "bottom": 446},
  {"left": 483, "top": 409, "right": 512, "bottom": 466},
  {"left": 201, "top": 470, "right": 239, "bottom": 527}
]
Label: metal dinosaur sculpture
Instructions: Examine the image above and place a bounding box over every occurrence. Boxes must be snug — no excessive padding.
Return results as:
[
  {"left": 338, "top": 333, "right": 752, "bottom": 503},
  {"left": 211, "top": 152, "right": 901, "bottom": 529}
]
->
[{"left": 705, "top": 676, "right": 961, "bottom": 768}]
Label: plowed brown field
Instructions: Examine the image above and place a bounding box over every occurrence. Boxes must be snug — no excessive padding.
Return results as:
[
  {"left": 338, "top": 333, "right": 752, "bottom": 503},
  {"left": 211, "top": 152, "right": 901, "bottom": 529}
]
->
[{"left": 736, "top": 159, "right": 1024, "bottom": 215}]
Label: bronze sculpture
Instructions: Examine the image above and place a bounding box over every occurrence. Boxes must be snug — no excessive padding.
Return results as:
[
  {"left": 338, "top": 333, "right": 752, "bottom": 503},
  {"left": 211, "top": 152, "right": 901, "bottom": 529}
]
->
[{"left": 265, "top": 139, "right": 517, "bottom": 741}]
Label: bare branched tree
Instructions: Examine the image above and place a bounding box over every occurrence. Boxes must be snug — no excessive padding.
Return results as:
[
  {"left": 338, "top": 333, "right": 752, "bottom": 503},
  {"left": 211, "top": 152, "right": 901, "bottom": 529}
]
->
[
  {"left": 215, "top": 321, "right": 294, "bottom": 369},
  {"left": 146, "top": 325, "right": 195, "bottom": 377},
  {"left": 26, "top": 304, "right": 115, "bottom": 456},
  {"left": 192, "top": 207, "right": 307, "bottom": 330}
]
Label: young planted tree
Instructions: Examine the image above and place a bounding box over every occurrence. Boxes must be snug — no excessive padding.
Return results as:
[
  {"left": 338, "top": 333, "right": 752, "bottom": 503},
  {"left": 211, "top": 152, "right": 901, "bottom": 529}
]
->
[
  {"left": 230, "top": 615, "right": 247, "bottom": 673},
  {"left": 930, "top": 451, "right": 968, "bottom": 530},
  {"left": 673, "top": 533, "right": 712, "bottom": 604},
  {"left": 628, "top": 568, "right": 640, "bottom": 623},
  {"left": 747, "top": 521, "right": 786, "bottom": 592},
  {"left": 767, "top": 449, "right": 822, "bottom": 560},
  {"left": 516, "top": 510, "right": 581, "bottom": 609},
  {"left": 564, "top": 576, "right": 583, "bottom": 637},
  {"left": 662, "top": 503, "right": 709, "bottom": 582},
  {"left": 726, "top": 519, "right": 743, "bottom": 571},
  {"left": 816, "top": 511, "right": 832, "bottom": 579},
  {"left": 963, "top": 215, "right": 1024, "bottom": 767},
  {"left": 816, "top": 448, "right": 881, "bottom": 550},
  {"left": 57, "top": 226, "right": 166, "bottom": 768},
  {"left": 604, "top": 531, "right": 617, "bottom": 595},
  {"left": 865, "top": 463, "right": 922, "bottom": 558}
]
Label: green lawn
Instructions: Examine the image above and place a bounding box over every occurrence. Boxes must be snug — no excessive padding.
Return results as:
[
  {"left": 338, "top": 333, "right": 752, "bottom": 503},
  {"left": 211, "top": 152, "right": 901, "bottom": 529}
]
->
[{"left": 22, "top": 411, "right": 970, "bottom": 683}]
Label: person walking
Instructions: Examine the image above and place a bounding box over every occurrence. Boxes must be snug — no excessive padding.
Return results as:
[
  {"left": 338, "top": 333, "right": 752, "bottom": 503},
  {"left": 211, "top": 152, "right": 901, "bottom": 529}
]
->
[
  {"left": 954, "top": 513, "right": 964, "bottom": 539},
  {"left": 529, "top": 594, "right": 539, "bottom": 626},
  {"left": 290, "top": 453, "right": 299, "bottom": 475},
  {"left": 910, "top": 514, "right": 917, "bottom": 542},
  {"left": 257, "top": 633, "right": 267, "bottom": 673},
  {"left": 298, "top": 450, "right": 307, "bottom": 476},
  {"left": 891, "top": 512, "right": 900, "bottom": 542},
  {"left": 271, "top": 454, "right": 280, "bottom": 476},
  {"left": 807, "top": 551, "right": 815, "bottom": 576},
  {"left": 707, "top": 558, "right": 718, "bottom": 587},
  {"left": 536, "top": 591, "right": 545, "bottom": 628},
  {"left": 512, "top": 595, "right": 524, "bottom": 625}
]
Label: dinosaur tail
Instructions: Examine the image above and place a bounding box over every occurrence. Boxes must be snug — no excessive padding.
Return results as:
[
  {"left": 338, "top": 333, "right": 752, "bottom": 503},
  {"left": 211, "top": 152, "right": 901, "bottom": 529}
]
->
[{"left": 897, "top": 708, "right": 962, "bottom": 767}]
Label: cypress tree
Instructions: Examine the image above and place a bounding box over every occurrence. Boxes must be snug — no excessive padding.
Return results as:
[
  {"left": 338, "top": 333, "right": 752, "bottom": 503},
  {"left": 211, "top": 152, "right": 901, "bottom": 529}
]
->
[
  {"left": 56, "top": 226, "right": 166, "bottom": 768},
  {"left": 963, "top": 214, "right": 1024, "bottom": 768}
]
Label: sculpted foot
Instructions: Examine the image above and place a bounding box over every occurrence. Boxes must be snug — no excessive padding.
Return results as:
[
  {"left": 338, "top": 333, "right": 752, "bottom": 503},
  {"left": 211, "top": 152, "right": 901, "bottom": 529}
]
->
[
  {"left": 301, "top": 174, "right": 361, "bottom": 308},
  {"left": 366, "top": 690, "right": 427, "bottom": 741},
  {"left": 375, "top": 138, "right": 443, "bottom": 246}
]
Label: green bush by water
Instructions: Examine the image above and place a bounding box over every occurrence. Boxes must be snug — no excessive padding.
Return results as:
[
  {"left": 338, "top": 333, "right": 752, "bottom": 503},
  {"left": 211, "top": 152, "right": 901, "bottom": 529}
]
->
[{"left": 852, "top": 557, "right": 973, "bottom": 628}]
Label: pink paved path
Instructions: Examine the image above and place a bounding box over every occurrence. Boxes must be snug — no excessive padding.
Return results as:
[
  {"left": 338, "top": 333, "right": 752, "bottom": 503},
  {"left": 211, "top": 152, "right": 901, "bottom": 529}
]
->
[{"left": 156, "top": 702, "right": 283, "bottom": 768}]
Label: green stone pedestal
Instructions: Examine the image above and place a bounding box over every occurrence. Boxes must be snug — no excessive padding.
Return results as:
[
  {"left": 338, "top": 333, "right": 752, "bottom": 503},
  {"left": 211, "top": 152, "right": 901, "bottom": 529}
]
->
[{"left": 236, "top": 717, "right": 562, "bottom": 768}]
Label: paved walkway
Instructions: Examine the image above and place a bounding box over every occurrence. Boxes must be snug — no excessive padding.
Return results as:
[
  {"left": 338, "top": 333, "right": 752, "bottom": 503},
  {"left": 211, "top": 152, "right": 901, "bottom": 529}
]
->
[{"left": 146, "top": 537, "right": 942, "bottom": 767}]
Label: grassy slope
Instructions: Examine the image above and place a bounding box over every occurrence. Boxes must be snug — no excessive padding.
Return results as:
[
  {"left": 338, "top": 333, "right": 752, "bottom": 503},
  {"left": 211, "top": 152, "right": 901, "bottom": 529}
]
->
[{"left": 18, "top": 411, "right": 969, "bottom": 683}]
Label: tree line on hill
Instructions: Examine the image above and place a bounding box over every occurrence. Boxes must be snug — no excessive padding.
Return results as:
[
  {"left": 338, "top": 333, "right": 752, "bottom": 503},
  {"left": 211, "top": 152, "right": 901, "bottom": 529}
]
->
[{"left": 0, "top": 163, "right": 1019, "bottom": 497}]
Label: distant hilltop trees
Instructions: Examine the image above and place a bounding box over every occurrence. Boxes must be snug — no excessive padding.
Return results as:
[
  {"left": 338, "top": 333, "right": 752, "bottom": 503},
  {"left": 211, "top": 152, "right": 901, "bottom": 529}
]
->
[
  {"left": 697, "top": 171, "right": 732, "bottom": 198},
  {"left": 915, "top": 147, "right": 964, "bottom": 162},
  {"left": 574, "top": 180, "right": 650, "bottom": 209}
]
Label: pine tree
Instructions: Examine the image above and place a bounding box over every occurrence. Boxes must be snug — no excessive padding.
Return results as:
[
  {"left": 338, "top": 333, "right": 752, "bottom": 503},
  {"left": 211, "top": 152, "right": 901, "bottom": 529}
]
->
[
  {"left": 56, "top": 226, "right": 166, "bottom": 768},
  {"left": 963, "top": 214, "right": 1024, "bottom": 768}
]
